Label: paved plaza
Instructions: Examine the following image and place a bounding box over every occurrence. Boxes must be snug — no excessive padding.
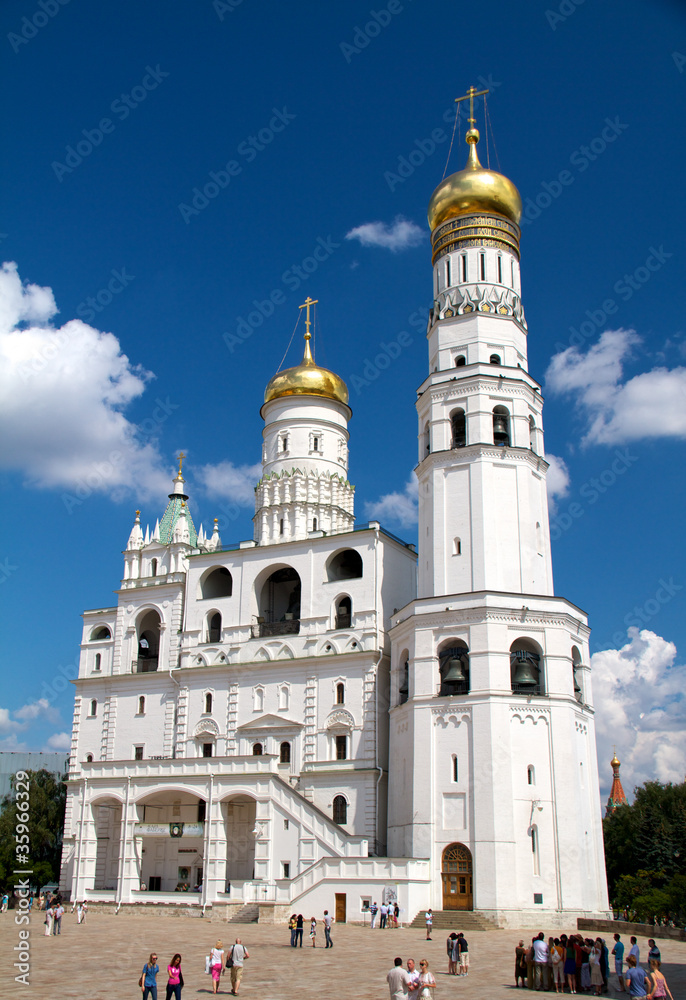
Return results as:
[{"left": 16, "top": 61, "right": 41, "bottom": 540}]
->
[{"left": 2, "top": 911, "right": 685, "bottom": 1000}]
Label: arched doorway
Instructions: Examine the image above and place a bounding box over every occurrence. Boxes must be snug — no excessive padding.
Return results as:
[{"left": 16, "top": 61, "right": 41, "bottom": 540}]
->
[{"left": 441, "top": 843, "right": 473, "bottom": 910}]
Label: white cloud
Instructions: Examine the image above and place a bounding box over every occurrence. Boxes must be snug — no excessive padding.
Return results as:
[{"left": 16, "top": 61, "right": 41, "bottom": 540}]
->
[
  {"left": 0, "top": 708, "right": 21, "bottom": 733},
  {"left": 196, "top": 460, "right": 263, "bottom": 506},
  {"left": 365, "top": 474, "right": 418, "bottom": 528},
  {"left": 545, "top": 453, "right": 570, "bottom": 514},
  {"left": 14, "top": 699, "right": 60, "bottom": 724},
  {"left": 43, "top": 732, "right": 71, "bottom": 751},
  {"left": 0, "top": 734, "right": 28, "bottom": 751},
  {"left": 592, "top": 629, "right": 686, "bottom": 798},
  {"left": 0, "top": 261, "right": 171, "bottom": 498},
  {"left": 345, "top": 216, "right": 424, "bottom": 253},
  {"left": 546, "top": 328, "right": 686, "bottom": 445}
]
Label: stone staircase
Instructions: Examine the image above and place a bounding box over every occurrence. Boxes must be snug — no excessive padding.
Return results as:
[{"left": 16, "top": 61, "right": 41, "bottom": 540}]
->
[
  {"left": 212, "top": 902, "right": 259, "bottom": 923},
  {"left": 408, "top": 910, "right": 502, "bottom": 932}
]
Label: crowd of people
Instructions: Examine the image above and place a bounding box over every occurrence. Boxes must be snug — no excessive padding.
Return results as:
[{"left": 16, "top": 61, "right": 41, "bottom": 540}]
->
[
  {"left": 387, "top": 956, "right": 436, "bottom": 999},
  {"left": 370, "top": 900, "right": 402, "bottom": 928},
  {"left": 286, "top": 909, "right": 334, "bottom": 947},
  {"left": 139, "top": 938, "right": 249, "bottom": 999},
  {"left": 514, "top": 932, "right": 673, "bottom": 999}
]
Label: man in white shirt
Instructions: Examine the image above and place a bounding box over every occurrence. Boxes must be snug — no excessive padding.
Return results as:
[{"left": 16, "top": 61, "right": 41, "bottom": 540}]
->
[
  {"left": 380, "top": 902, "right": 388, "bottom": 928},
  {"left": 533, "top": 932, "right": 549, "bottom": 990},
  {"left": 323, "top": 909, "right": 333, "bottom": 948},
  {"left": 406, "top": 959, "right": 420, "bottom": 994},
  {"left": 387, "top": 957, "right": 411, "bottom": 999},
  {"left": 370, "top": 901, "right": 379, "bottom": 928},
  {"left": 628, "top": 937, "right": 640, "bottom": 966}
]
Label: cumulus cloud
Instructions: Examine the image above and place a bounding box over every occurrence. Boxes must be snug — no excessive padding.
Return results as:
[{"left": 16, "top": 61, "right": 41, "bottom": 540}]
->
[
  {"left": 0, "top": 707, "right": 21, "bottom": 733},
  {"left": 546, "top": 328, "right": 686, "bottom": 445},
  {"left": 195, "top": 460, "right": 263, "bottom": 506},
  {"left": 0, "top": 262, "right": 171, "bottom": 498},
  {"left": 14, "top": 698, "right": 60, "bottom": 724},
  {"left": 43, "top": 732, "right": 71, "bottom": 751},
  {"left": 592, "top": 629, "right": 686, "bottom": 797},
  {"left": 365, "top": 474, "right": 418, "bottom": 528},
  {"left": 545, "top": 453, "right": 570, "bottom": 514},
  {"left": 345, "top": 216, "right": 424, "bottom": 253}
]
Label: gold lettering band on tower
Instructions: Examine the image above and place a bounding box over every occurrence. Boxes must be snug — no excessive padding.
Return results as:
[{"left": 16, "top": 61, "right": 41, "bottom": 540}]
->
[{"left": 431, "top": 212, "right": 521, "bottom": 265}]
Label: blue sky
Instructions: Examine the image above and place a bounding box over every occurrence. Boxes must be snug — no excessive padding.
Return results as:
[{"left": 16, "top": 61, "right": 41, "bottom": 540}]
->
[{"left": 1, "top": 0, "right": 685, "bottom": 797}]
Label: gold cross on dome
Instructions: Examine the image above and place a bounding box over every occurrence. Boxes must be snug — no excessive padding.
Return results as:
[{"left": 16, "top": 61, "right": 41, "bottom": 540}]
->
[
  {"left": 455, "top": 85, "right": 489, "bottom": 127},
  {"left": 299, "top": 296, "right": 318, "bottom": 340},
  {"left": 177, "top": 452, "right": 186, "bottom": 475}
]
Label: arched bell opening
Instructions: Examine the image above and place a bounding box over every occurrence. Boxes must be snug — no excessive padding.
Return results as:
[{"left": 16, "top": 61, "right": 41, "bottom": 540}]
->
[
  {"left": 571, "top": 645, "right": 583, "bottom": 701},
  {"left": 510, "top": 638, "right": 544, "bottom": 695},
  {"left": 257, "top": 566, "right": 301, "bottom": 637},
  {"left": 136, "top": 610, "right": 161, "bottom": 672},
  {"left": 451, "top": 408, "right": 466, "bottom": 449},
  {"left": 493, "top": 405, "right": 511, "bottom": 447},
  {"left": 398, "top": 650, "right": 410, "bottom": 706},
  {"left": 437, "top": 641, "right": 470, "bottom": 697}
]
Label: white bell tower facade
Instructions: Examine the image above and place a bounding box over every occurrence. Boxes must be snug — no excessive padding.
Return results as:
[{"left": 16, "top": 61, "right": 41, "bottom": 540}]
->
[{"left": 387, "top": 101, "right": 609, "bottom": 927}]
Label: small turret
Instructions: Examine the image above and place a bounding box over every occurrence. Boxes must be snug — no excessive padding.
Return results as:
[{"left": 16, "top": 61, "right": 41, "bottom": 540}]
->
[
  {"left": 126, "top": 510, "right": 144, "bottom": 550},
  {"left": 206, "top": 518, "right": 222, "bottom": 552}
]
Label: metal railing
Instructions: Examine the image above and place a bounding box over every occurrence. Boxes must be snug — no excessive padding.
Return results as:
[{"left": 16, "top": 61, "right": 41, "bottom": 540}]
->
[{"left": 251, "top": 620, "right": 300, "bottom": 638}]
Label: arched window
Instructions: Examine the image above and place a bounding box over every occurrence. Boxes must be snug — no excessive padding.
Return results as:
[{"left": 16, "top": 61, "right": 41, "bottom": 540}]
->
[
  {"left": 279, "top": 741, "right": 291, "bottom": 764},
  {"left": 208, "top": 612, "right": 221, "bottom": 643},
  {"left": 204, "top": 693, "right": 213, "bottom": 714},
  {"left": 529, "top": 415, "right": 536, "bottom": 452},
  {"left": 280, "top": 433, "right": 289, "bottom": 452},
  {"left": 455, "top": 355, "right": 466, "bottom": 367},
  {"left": 137, "top": 609, "right": 161, "bottom": 672},
  {"left": 332, "top": 795, "right": 347, "bottom": 825},
  {"left": 88, "top": 699, "right": 97, "bottom": 717},
  {"left": 424, "top": 421, "right": 431, "bottom": 455},
  {"left": 327, "top": 549, "right": 363, "bottom": 581},
  {"left": 438, "top": 643, "right": 470, "bottom": 696},
  {"left": 490, "top": 353, "right": 501, "bottom": 365},
  {"left": 253, "top": 687, "right": 264, "bottom": 712},
  {"left": 497, "top": 255, "right": 503, "bottom": 284},
  {"left": 335, "top": 734, "right": 347, "bottom": 760},
  {"left": 201, "top": 567, "right": 233, "bottom": 599},
  {"left": 278, "top": 684, "right": 290, "bottom": 711},
  {"left": 572, "top": 646, "right": 583, "bottom": 700},
  {"left": 452, "top": 755, "right": 459, "bottom": 782},
  {"left": 252, "top": 742, "right": 263, "bottom": 756},
  {"left": 451, "top": 409, "right": 466, "bottom": 448},
  {"left": 312, "top": 517, "right": 318, "bottom": 531},
  {"left": 527, "top": 765, "right": 535, "bottom": 785},
  {"left": 90, "top": 626, "right": 111, "bottom": 641},
  {"left": 85, "top": 754, "right": 93, "bottom": 763},
  {"left": 493, "top": 406, "right": 510, "bottom": 447},
  {"left": 313, "top": 435, "right": 319, "bottom": 451},
  {"left": 336, "top": 683, "right": 345, "bottom": 705},
  {"left": 138, "top": 696, "right": 145, "bottom": 715},
  {"left": 335, "top": 596, "right": 351, "bottom": 628},
  {"left": 399, "top": 657, "right": 409, "bottom": 705},
  {"left": 94, "top": 653, "right": 101, "bottom": 671},
  {"left": 511, "top": 639, "right": 543, "bottom": 695},
  {"left": 279, "top": 517, "right": 284, "bottom": 536},
  {"left": 453, "top": 537, "right": 462, "bottom": 556},
  {"left": 258, "top": 566, "right": 301, "bottom": 628},
  {"left": 531, "top": 825, "right": 540, "bottom": 875},
  {"left": 151, "top": 558, "right": 157, "bottom": 577}
]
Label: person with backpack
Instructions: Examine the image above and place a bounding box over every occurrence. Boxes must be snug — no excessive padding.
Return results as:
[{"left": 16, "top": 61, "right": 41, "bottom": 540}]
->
[{"left": 226, "top": 938, "right": 249, "bottom": 996}]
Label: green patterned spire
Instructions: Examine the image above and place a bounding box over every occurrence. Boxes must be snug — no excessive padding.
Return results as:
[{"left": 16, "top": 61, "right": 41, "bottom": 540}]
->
[{"left": 159, "top": 456, "right": 198, "bottom": 546}]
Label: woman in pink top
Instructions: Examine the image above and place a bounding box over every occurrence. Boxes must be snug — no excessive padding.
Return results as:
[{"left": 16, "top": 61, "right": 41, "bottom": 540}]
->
[{"left": 166, "top": 954, "right": 183, "bottom": 1000}]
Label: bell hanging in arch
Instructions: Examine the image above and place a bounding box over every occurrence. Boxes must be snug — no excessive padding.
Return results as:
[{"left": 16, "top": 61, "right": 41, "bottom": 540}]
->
[
  {"left": 512, "top": 659, "right": 539, "bottom": 687},
  {"left": 443, "top": 655, "right": 466, "bottom": 684}
]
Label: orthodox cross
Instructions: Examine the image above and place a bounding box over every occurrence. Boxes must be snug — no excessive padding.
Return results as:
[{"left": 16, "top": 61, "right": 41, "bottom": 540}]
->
[
  {"left": 455, "top": 85, "right": 489, "bottom": 127},
  {"left": 299, "top": 296, "right": 318, "bottom": 341},
  {"left": 177, "top": 452, "right": 185, "bottom": 476}
]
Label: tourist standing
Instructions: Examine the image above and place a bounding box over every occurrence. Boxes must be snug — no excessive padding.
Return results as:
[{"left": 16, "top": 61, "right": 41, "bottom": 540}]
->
[
  {"left": 295, "top": 914, "right": 304, "bottom": 947},
  {"left": 387, "top": 957, "right": 411, "bottom": 999},
  {"left": 228, "top": 938, "right": 248, "bottom": 996},
  {"left": 407, "top": 958, "right": 420, "bottom": 994},
  {"left": 629, "top": 937, "right": 640, "bottom": 966},
  {"left": 458, "top": 932, "right": 469, "bottom": 976},
  {"left": 139, "top": 953, "right": 159, "bottom": 1000},
  {"left": 647, "top": 941, "right": 661, "bottom": 964},
  {"left": 323, "top": 909, "right": 333, "bottom": 948},
  {"left": 425, "top": 909, "right": 433, "bottom": 940},
  {"left": 533, "top": 932, "right": 549, "bottom": 990},
  {"left": 564, "top": 936, "right": 577, "bottom": 994},
  {"left": 551, "top": 938, "right": 564, "bottom": 993},
  {"left": 309, "top": 916, "right": 317, "bottom": 947},
  {"left": 417, "top": 959, "right": 436, "bottom": 998},
  {"left": 625, "top": 955, "right": 647, "bottom": 999},
  {"left": 44, "top": 902, "right": 54, "bottom": 936},
  {"left": 515, "top": 939, "right": 528, "bottom": 987},
  {"left": 394, "top": 902, "right": 400, "bottom": 927},
  {"left": 289, "top": 914, "right": 297, "bottom": 947},
  {"left": 447, "top": 933, "right": 458, "bottom": 976},
  {"left": 209, "top": 941, "right": 224, "bottom": 994},
  {"left": 613, "top": 934, "right": 626, "bottom": 992},
  {"left": 646, "top": 959, "right": 673, "bottom": 1000},
  {"left": 77, "top": 900, "right": 87, "bottom": 924},
  {"left": 589, "top": 940, "right": 603, "bottom": 996},
  {"left": 380, "top": 902, "right": 388, "bottom": 929},
  {"left": 52, "top": 901, "right": 64, "bottom": 935},
  {"left": 166, "top": 954, "right": 183, "bottom": 1000},
  {"left": 370, "top": 901, "right": 378, "bottom": 928}
]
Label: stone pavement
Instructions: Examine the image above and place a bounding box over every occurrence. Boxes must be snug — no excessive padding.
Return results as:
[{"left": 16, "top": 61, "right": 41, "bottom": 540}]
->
[{"left": 1, "top": 911, "right": 685, "bottom": 1000}]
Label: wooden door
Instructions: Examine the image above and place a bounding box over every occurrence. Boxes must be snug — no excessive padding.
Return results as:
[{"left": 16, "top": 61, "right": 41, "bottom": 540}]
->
[
  {"left": 335, "top": 892, "right": 346, "bottom": 923},
  {"left": 441, "top": 843, "right": 473, "bottom": 910}
]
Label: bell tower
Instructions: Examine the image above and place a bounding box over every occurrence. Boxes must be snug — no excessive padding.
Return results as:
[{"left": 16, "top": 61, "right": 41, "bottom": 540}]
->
[{"left": 387, "top": 90, "right": 610, "bottom": 927}]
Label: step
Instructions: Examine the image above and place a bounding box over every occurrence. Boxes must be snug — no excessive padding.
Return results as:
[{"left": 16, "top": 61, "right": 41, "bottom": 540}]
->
[{"left": 408, "top": 910, "right": 502, "bottom": 932}]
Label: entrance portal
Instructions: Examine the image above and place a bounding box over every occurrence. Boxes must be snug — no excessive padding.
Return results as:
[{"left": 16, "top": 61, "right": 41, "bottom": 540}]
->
[{"left": 441, "top": 843, "right": 473, "bottom": 910}]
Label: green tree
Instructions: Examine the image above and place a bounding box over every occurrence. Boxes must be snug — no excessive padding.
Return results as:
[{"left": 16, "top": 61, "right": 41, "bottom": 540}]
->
[{"left": 0, "top": 769, "right": 67, "bottom": 890}]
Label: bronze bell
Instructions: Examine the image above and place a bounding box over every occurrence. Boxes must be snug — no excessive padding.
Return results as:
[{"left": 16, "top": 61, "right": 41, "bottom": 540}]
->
[
  {"left": 513, "top": 660, "right": 539, "bottom": 686},
  {"left": 493, "top": 413, "right": 509, "bottom": 445},
  {"left": 443, "top": 656, "right": 466, "bottom": 684}
]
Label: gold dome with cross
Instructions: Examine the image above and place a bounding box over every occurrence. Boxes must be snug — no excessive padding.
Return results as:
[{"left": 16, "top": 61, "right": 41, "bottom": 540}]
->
[{"left": 264, "top": 298, "right": 349, "bottom": 406}]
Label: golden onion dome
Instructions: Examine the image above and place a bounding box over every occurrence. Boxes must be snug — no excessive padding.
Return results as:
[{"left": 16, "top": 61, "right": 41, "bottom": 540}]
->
[
  {"left": 428, "top": 128, "right": 522, "bottom": 231},
  {"left": 264, "top": 332, "right": 349, "bottom": 406}
]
